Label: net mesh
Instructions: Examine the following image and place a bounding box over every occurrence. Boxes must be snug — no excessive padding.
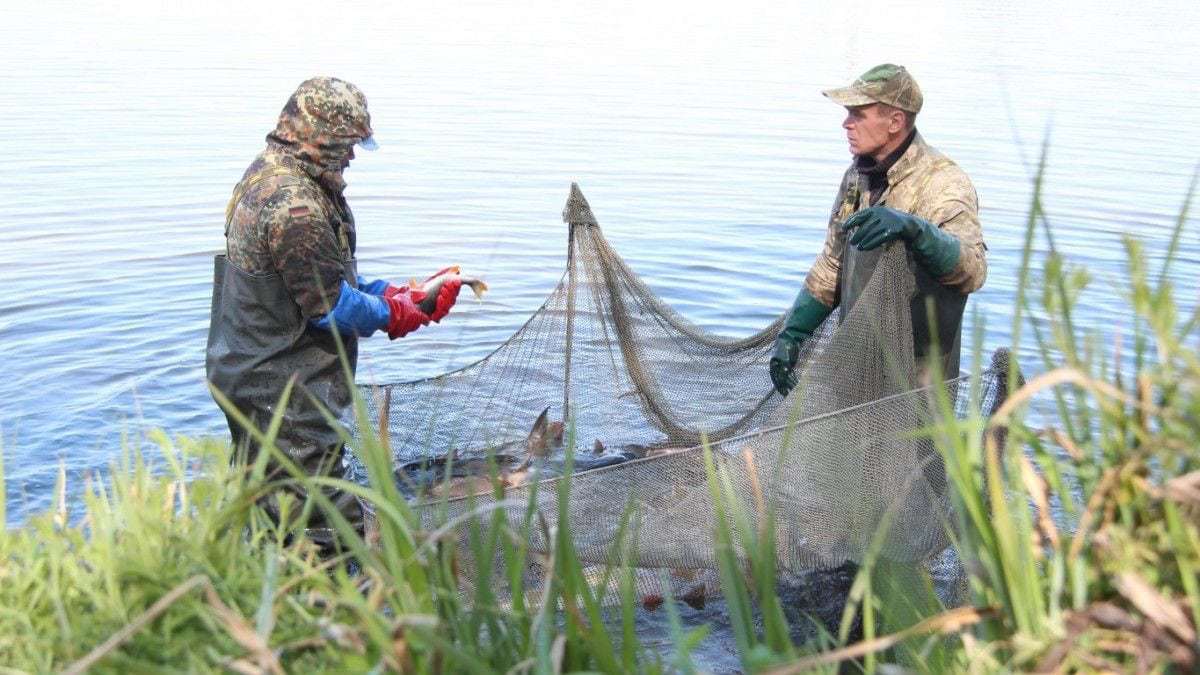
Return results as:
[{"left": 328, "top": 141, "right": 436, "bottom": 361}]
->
[{"left": 352, "top": 183, "right": 1010, "bottom": 582}]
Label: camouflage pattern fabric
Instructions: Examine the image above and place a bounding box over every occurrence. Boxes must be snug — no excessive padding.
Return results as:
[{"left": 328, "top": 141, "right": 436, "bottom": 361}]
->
[
  {"left": 822, "top": 63, "right": 924, "bottom": 114},
  {"left": 268, "top": 76, "right": 373, "bottom": 193},
  {"left": 804, "top": 132, "right": 987, "bottom": 307},
  {"left": 224, "top": 77, "right": 373, "bottom": 318}
]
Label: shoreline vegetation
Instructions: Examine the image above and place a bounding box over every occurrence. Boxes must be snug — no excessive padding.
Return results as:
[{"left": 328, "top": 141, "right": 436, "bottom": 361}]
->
[{"left": 2, "top": 163, "right": 1198, "bottom": 673}]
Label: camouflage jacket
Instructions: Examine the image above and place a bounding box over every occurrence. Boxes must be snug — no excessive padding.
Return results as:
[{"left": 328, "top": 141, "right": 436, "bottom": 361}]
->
[
  {"left": 803, "top": 132, "right": 986, "bottom": 307},
  {"left": 223, "top": 77, "right": 373, "bottom": 319},
  {"left": 224, "top": 147, "right": 356, "bottom": 319}
]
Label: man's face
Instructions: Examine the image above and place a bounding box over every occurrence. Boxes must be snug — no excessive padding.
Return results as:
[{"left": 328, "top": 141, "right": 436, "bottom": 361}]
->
[{"left": 841, "top": 103, "right": 898, "bottom": 158}]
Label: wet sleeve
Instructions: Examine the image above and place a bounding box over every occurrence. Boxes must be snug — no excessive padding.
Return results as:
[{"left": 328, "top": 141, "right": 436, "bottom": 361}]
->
[
  {"left": 927, "top": 169, "right": 987, "bottom": 294},
  {"left": 260, "top": 188, "right": 350, "bottom": 319}
]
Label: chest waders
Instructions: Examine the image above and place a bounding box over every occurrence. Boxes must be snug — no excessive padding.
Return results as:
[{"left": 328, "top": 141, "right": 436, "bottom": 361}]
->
[
  {"left": 838, "top": 169, "right": 967, "bottom": 380},
  {"left": 206, "top": 166, "right": 363, "bottom": 548},
  {"left": 835, "top": 169, "right": 966, "bottom": 506}
]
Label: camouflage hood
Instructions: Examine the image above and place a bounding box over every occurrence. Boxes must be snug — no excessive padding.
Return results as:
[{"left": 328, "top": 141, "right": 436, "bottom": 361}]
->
[{"left": 266, "top": 77, "right": 374, "bottom": 192}]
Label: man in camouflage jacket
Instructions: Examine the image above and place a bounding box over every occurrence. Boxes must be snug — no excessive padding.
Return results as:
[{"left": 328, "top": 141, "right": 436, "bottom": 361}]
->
[
  {"left": 206, "top": 77, "right": 461, "bottom": 550},
  {"left": 769, "top": 64, "right": 987, "bottom": 396}
]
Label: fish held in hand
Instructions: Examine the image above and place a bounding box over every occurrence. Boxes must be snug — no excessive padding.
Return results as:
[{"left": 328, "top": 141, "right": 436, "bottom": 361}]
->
[{"left": 409, "top": 265, "right": 488, "bottom": 316}]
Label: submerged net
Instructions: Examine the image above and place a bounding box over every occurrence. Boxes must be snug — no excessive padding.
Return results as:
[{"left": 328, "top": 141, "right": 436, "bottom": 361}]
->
[{"left": 354, "top": 183, "right": 1010, "bottom": 579}]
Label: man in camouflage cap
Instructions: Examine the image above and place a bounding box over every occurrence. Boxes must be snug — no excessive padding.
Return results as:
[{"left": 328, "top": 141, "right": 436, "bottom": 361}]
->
[
  {"left": 769, "top": 64, "right": 987, "bottom": 395},
  {"left": 206, "top": 77, "right": 462, "bottom": 552}
]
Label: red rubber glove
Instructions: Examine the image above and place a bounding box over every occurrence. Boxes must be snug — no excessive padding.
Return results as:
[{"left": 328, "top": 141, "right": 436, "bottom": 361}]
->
[
  {"left": 402, "top": 268, "right": 463, "bottom": 323},
  {"left": 424, "top": 276, "right": 461, "bottom": 323},
  {"left": 383, "top": 290, "right": 429, "bottom": 339}
]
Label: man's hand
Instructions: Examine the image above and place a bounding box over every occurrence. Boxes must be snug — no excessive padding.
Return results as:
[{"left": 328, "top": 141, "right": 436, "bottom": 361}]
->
[
  {"left": 769, "top": 287, "right": 834, "bottom": 397},
  {"left": 840, "top": 206, "right": 961, "bottom": 277},
  {"left": 769, "top": 340, "right": 799, "bottom": 396},
  {"left": 402, "top": 276, "right": 462, "bottom": 323},
  {"left": 841, "top": 206, "right": 922, "bottom": 250},
  {"left": 383, "top": 290, "right": 430, "bottom": 339},
  {"left": 427, "top": 276, "right": 461, "bottom": 322}
]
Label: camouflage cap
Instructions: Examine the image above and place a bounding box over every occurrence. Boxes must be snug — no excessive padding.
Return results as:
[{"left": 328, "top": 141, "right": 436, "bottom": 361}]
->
[
  {"left": 822, "top": 64, "right": 923, "bottom": 114},
  {"left": 280, "top": 77, "right": 373, "bottom": 141}
]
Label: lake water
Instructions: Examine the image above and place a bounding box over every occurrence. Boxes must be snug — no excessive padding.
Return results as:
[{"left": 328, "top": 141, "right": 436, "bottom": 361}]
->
[{"left": 2, "top": 0, "right": 1197, "bottom": 531}]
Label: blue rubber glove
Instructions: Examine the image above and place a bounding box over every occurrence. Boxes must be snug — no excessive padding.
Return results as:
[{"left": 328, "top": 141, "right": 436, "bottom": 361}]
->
[
  {"left": 840, "top": 206, "right": 961, "bottom": 277},
  {"left": 356, "top": 274, "right": 392, "bottom": 296},
  {"left": 311, "top": 279, "right": 390, "bottom": 337}
]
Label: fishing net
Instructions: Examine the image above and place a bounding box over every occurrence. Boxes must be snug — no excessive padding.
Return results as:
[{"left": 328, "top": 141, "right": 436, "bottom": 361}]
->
[{"left": 353, "top": 183, "right": 1011, "bottom": 584}]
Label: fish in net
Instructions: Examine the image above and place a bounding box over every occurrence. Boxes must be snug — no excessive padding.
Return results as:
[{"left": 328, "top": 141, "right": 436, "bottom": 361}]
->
[{"left": 351, "top": 183, "right": 1012, "bottom": 597}]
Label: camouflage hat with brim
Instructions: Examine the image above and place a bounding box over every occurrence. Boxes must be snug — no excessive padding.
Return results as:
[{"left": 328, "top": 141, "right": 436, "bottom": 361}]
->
[{"left": 822, "top": 63, "right": 923, "bottom": 114}]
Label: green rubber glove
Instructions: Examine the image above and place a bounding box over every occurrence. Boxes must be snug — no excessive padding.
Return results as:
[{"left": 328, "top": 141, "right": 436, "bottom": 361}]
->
[
  {"left": 840, "top": 206, "right": 961, "bottom": 277},
  {"left": 770, "top": 287, "right": 833, "bottom": 396}
]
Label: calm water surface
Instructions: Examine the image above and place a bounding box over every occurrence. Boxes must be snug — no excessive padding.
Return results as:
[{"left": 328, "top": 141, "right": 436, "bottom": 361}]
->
[{"left": 2, "top": 1, "right": 1197, "bottom": 530}]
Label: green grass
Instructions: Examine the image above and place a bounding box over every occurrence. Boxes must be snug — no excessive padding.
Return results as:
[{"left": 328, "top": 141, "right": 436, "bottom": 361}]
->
[
  {"left": 1, "top": 160, "right": 1197, "bottom": 672},
  {"left": 913, "top": 157, "right": 1200, "bottom": 673},
  {"left": 0, "top": 402, "right": 669, "bottom": 673}
]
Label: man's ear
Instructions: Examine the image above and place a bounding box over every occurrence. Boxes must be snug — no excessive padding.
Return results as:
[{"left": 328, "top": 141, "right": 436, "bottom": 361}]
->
[{"left": 890, "top": 108, "right": 907, "bottom": 134}]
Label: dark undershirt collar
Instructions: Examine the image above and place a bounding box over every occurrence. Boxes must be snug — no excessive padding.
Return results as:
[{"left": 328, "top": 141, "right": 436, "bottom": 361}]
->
[{"left": 855, "top": 129, "right": 916, "bottom": 204}]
